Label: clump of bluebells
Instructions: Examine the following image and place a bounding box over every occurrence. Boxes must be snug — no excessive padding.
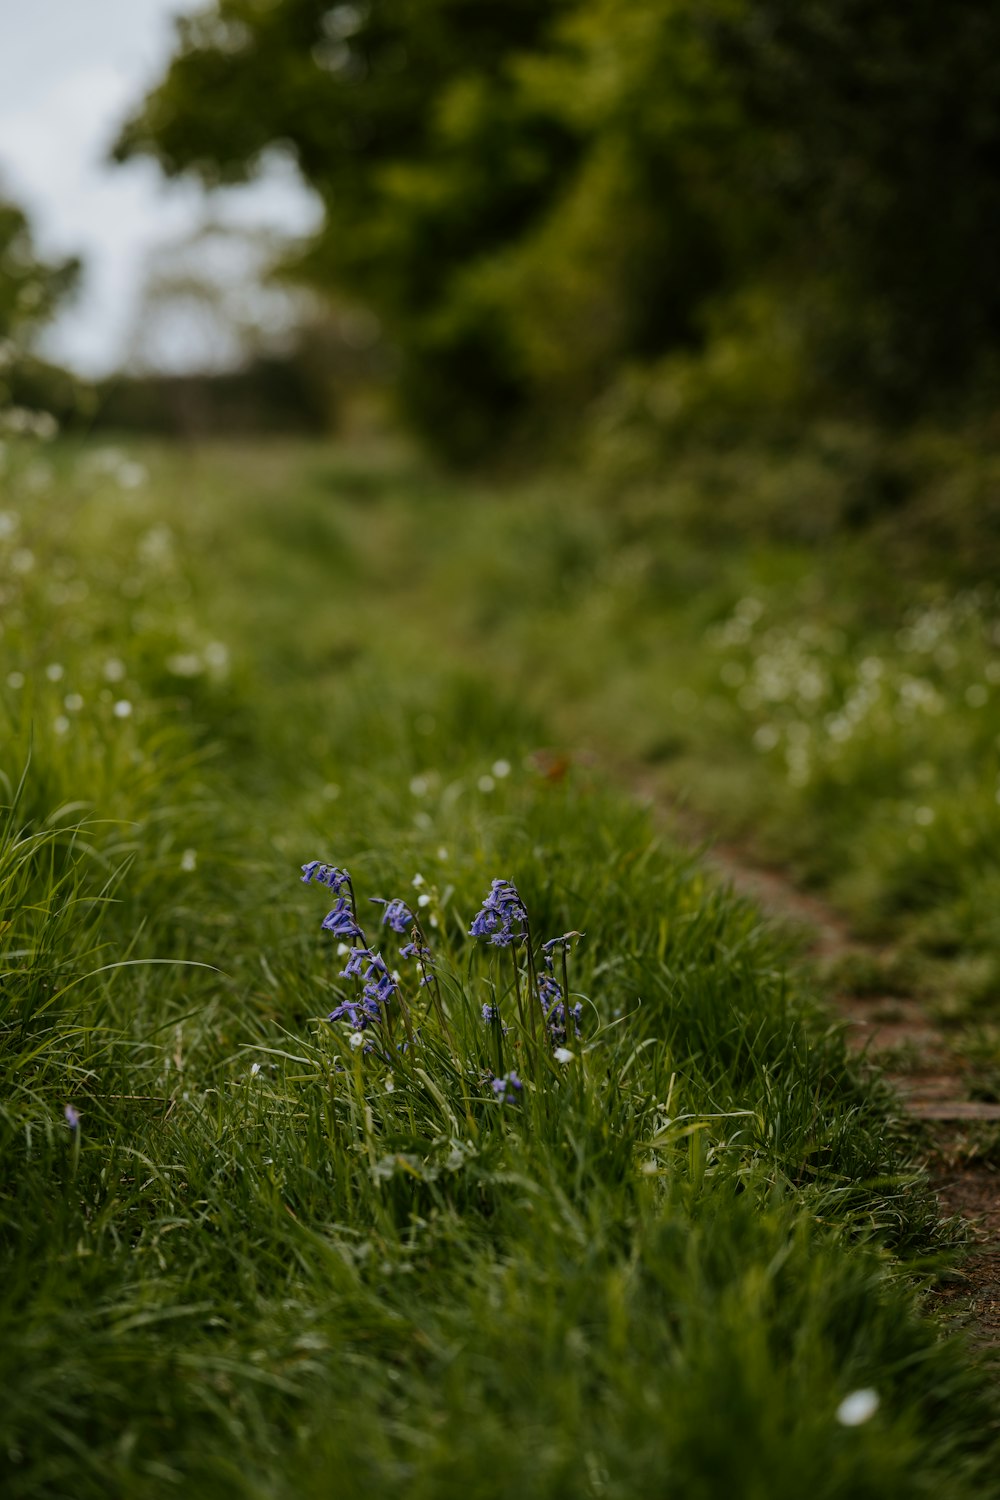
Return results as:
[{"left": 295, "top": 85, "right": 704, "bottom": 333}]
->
[
  {"left": 539, "top": 934, "right": 584, "bottom": 1043},
  {"left": 468, "top": 878, "right": 584, "bottom": 1047},
  {"left": 491, "top": 1071, "right": 522, "bottom": 1104},
  {"left": 301, "top": 863, "right": 583, "bottom": 1098},
  {"left": 303, "top": 862, "right": 403, "bottom": 1040},
  {"left": 303, "top": 860, "right": 446, "bottom": 1050},
  {"left": 469, "top": 879, "right": 527, "bottom": 947}
]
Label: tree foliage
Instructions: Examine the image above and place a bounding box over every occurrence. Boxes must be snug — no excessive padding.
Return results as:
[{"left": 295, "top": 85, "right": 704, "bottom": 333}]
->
[
  {"left": 115, "top": 0, "right": 1000, "bottom": 456},
  {"left": 0, "top": 193, "right": 80, "bottom": 349}
]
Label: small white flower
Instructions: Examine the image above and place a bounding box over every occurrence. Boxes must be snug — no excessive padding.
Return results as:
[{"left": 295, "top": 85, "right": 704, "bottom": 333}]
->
[
  {"left": 412, "top": 873, "right": 425, "bottom": 887},
  {"left": 53, "top": 715, "right": 70, "bottom": 736},
  {"left": 64, "top": 693, "right": 84, "bottom": 712},
  {"left": 836, "top": 1389, "right": 880, "bottom": 1427},
  {"left": 429, "top": 915, "right": 439, "bottom": 928},
  {"left": 349, "top": 1031, "right": 364, "bottom": 1050},
  {"left": 409, "top": 776, "right": 428, "bottom": 797},
  {"left": 112, "top": 699, "right": 133, "bottom": 719},
  {"left": 180, "top": 848, "right": 197, "bottom": 873},
  {"left": 385, "top": 1075, "right": 395, "bottom": 1093},
  {"left": 417, "top": 893, "right": 431, "bottom": 907},
  {"left": 336, "top": 942, "right": 350, "bottom": 956},
  {"left": 166, "top": 652, "right": 203, "bottom": 678},
  {"left": 491, "top": 759, "right": 511, "bottom": 778},
  {"left": 250, "top": 1062, "right": 261, "bottom": 1077},
  {"left": 477, "top": 774, "right": 495, "bottom": 793},
  {"left": 118, "top": 461, "right": 147, "bottom": 490},
  {"left": 203, "top": 641, "right": 229, "bottom": 670},
  {"left": 45, "top": 662, "right": 64, "bottom": 682},
  {"left": 437, "top": 846, "right": 448, "bottom": 860},
  {"left": 554, "top": 1047, "right": 575, "bottom": 1064},
  {"left": 103, "top": 657, "right": 126, "bottom": 683},
  {"left": 6, "top": 671, "right": 24, "bottom": 690}
]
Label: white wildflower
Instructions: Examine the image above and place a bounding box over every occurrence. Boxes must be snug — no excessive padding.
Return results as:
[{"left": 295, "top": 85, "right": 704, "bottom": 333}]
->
[{"left": 836, "top": 1389, "right": 879, "bottom": 1427}]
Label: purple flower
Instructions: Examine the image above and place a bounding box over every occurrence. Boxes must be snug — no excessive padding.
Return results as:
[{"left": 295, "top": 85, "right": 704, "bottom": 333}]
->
[
  {"left": 482, "top": 1003, "right": 499, "bottom": 1024},
  {"left": 538, "top": 932, "right": 583, "bottom": 1042},
  {"left": 339, "top": 946, "right": 372, "bottom": 979},
  {"left": 541, "top": 931, "right": 584, "bottom": 955},
  {"left": 329, "top": 999, "right": 366, "bottom": 1028},
  {"left": 538, "top": 973, "right": 562, "bottom": 1006},
  {"left": 329, "top": 946, "right": 398, "bottom": 1032},
  {"left": 321, "top": 898, "right": 364, "bottom": 939},
  {"left": 372, "top": 897, "right": 414, "bottom": 934},
  {"left": 491, "top": 1071, "right": 522, "bottom": 1104},
  {"left": 64, "top": 1104, "right": 80, "bottom": 1130},
  {"left": 469, "top": 878, "right": 528, "bottom": 948},
  {"left": 538, "top": 972, "right": 582, "bottom": 1042},
  {"left": 361, "top": 952, "right": 397, "bottom": 1009},
  {"left": 302, "top": 862, "right": 351, "bottom": 894}
]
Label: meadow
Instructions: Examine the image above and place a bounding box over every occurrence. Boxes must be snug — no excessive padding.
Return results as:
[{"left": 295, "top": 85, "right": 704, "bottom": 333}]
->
[{"left": 2, "top": 430, "right": 999, "bottom": 1498}]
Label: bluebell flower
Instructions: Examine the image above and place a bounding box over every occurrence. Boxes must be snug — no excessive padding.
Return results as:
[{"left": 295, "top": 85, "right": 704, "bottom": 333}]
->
[
  {"left": 482, "top": 1002, "right": 499, "bottom": 1024},
  {"left": 361, "top": 952, "right": 398, "bottom": 1008},
  {"left": 371, "top": 897, "right": 414, "bottom": 934},
  {"left": 469, "top": 878, "right": 527, "bottom": 948},
  {"left": 538, "top": 971, "right": 582, "bottom": 1041},
  {"left": 400, "top": 939, "right": 427, "bottom": 960},
  {"left": 322, "top": 898, "right": 364, "bottom": 939},
  {"left": 538, "top": 973, "right": 562, "bottom": 1007},
  {"left": 329, "top": 998, "right": 365, "bottom": 1028},
  {"left": 339, "top": 946, "right": 372, "bottom": 979},
  {"left": 302, "top": 862, "right": 351, "bottom": 894},
  {"left": 329, "top": 945, "right": 398, "bottom": 1032},
  {"left": 64, "top": 1104, "right": 80, "bottom": 1130},
  {"left": 491, "top": 1071, "right": 522, "bottom": 1104},
  {"left": 541, "top": 931, "right": 584, "bottom": 955}
]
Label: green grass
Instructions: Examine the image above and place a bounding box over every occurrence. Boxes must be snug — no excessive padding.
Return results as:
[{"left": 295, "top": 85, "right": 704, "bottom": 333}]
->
[{"left": 1, "top": 433, "right": 999, "bottom": 1498}]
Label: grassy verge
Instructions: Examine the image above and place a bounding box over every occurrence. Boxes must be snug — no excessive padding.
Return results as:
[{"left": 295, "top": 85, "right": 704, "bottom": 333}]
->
[
  {"left": 1, "top": 433, "right": 998, "bottom": 1498},
  {"left": 193, "top": 429, "right": 1000, "bottom": 1031}
]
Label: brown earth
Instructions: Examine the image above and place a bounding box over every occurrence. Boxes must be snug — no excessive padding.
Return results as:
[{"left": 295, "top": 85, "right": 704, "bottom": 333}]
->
[{"left": 633, "top": 777, "right": 1000, "bottom": 1348}]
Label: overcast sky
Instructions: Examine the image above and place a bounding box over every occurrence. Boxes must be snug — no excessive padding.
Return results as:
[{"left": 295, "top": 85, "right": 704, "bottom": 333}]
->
[{"left": 0, "top": 0, "right": 320, "bottom": 373}]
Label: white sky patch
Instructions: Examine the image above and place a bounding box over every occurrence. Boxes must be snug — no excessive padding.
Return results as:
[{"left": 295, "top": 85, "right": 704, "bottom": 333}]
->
[{"left": 0, "top": 0, "right": 320, "bottom": 374}]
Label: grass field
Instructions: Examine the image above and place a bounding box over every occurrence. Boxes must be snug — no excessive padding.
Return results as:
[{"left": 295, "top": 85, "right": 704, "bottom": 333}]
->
[{"left": 2, "top": 432, "right": 999, "bottom": 1498}]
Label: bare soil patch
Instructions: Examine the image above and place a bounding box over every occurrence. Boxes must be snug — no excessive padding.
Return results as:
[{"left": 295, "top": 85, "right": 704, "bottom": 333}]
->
[{"left": 634, "top": 773, "right": 1000, "bottom": 1345}]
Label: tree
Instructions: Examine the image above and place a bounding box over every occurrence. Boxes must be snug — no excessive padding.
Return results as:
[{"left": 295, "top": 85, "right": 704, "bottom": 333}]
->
[
  {"left": 115, "top": 0, "right": 1000, "bottom": 456},
  {"left": 0, "top": 192, "right": 80, "bottom": 349}
]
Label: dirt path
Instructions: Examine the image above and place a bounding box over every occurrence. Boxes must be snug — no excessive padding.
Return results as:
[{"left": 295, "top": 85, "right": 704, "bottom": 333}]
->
[{"left": 634, "top": 777, "right": 1000, "bottom": 1345}]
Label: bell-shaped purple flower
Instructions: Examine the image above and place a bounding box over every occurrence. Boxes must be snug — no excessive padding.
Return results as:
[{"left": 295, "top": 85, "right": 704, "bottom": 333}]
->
[
  {"left": 302, "top": 862, "right": 351, "bottom": 894},
  {"left": 322, "top": 898, "right": 363, "bottom": 939},
  {"left": 469, "top": 878, "right": 528, "bottom": 948},
  {"left": 491, "top": 1071, "right": 522, "bottom": 1104},
  {"left": 339, "top": 946, "right": 372, "bottom": 980},
  {"left": 372, "top": 897, "right": 414, "bottom": 934}
]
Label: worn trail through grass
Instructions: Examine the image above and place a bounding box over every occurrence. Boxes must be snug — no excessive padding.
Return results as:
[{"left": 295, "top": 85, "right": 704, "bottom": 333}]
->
[
  {"left": 638, "top": 775, "right": 1000, "bottom": 1344},
  {"left": 3, "top": 435, "right": 1000, "bottom": 1497}
]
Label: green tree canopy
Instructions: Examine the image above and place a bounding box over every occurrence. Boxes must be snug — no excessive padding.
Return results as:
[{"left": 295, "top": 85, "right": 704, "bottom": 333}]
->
[
  {"left": 0, "top": 192, "right": 80, "bottom": 349},
  {"left": 115, "top": 0, "right": 1000, "bottom": 456}
]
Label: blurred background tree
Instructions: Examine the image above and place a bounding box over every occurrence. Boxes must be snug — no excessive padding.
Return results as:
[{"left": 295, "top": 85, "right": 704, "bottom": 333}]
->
[
  {"left": 99, "top": 220, "right": 388, "bottom": 437},
  {"left": 0, "top": 189, "right": 90, "bottom": 429},
  {"left": 0, "top": 191, "right": 80, "bottom": 347},
  {"left": 0, "top": 187, "right": 86, "bottom": 425},
  {"left": 113, "top": 0, "right": 1000, "bottom": 459}
]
